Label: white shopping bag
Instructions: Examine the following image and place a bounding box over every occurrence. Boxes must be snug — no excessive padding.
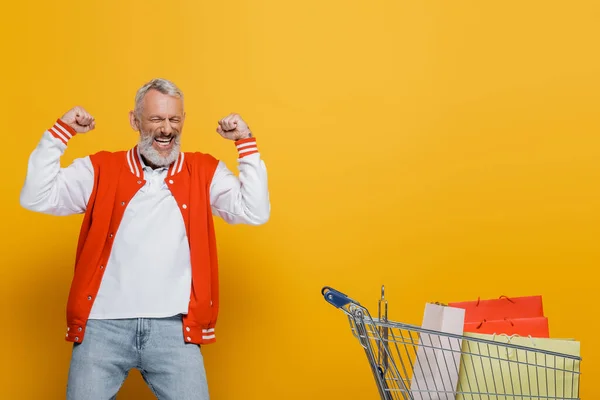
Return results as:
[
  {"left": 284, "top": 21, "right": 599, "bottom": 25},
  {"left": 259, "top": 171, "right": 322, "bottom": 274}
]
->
[{"left": 410, "top": 303, "right": 466, "bottom": 400}]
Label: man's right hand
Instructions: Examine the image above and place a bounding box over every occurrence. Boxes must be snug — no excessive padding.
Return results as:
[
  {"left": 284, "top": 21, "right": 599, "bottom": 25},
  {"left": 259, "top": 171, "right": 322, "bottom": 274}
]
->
[{"left": 60, "top": 106, "right": 96, "bottom": 133}]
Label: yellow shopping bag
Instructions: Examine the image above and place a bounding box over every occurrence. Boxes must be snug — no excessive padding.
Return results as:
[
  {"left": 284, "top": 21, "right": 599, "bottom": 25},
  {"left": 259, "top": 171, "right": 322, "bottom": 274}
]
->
[{"left": 456, "top": 333, "right": 581, "bottom": 400}]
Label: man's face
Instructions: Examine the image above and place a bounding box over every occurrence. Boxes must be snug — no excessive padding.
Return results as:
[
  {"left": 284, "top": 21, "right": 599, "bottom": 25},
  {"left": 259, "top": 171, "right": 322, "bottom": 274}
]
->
[{"left": 130, "top": 89, "right": 185, "bottom": 167}]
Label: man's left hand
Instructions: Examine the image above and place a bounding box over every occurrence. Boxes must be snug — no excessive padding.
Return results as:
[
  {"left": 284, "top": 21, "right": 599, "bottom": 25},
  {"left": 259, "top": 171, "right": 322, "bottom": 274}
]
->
[{"left": 216, "top": 113, "right": 252, "bottom": 141}]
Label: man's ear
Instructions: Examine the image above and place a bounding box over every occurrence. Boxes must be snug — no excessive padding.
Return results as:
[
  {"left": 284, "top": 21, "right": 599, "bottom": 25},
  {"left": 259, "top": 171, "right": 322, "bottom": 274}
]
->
[{"left": 129, "top": 111, "right": 139, "bottom": 131}]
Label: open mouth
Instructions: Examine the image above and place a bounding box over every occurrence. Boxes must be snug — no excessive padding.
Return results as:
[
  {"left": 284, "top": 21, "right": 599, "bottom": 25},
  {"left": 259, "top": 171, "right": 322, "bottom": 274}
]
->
[{"left": 154, "top": 137, "right": 173, "bottom": 148}]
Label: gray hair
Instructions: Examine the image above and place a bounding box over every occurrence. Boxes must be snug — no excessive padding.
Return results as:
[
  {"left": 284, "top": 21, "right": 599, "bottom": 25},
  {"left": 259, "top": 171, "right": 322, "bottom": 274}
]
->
[{"left": 134, "top": 78, "right": 184, "bottom": 117}]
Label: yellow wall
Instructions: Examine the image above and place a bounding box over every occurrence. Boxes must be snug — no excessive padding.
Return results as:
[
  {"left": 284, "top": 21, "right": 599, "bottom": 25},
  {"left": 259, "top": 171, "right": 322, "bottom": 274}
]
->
[{"left": 2, "top": 0, "right": 598, "bottom": 398}]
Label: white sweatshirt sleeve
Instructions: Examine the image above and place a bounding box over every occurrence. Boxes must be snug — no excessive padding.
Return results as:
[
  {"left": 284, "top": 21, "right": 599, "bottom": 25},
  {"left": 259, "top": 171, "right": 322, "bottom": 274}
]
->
[
  {"left": 19, "top": 120, "right": 95, "bottom": 216},
  {"left": 209, "top": 137, "right": 271, "bottom": 225}
]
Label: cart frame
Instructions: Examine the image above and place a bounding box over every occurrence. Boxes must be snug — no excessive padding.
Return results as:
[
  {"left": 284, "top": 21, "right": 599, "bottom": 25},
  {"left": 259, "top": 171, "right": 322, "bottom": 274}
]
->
[{"left": 322, "top": 286, "right": 582, "bottom": 400}]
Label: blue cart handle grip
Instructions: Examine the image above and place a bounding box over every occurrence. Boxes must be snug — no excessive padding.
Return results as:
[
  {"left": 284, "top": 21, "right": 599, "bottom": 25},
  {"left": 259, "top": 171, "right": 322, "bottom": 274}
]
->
[{"left": 322, "top": 286, "right": 360, "bottom": 308}]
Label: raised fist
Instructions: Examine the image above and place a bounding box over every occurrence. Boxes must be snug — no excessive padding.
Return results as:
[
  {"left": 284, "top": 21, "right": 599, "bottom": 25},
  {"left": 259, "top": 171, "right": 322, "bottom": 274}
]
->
[
  {"left": 60, "top": 106, "right": 96, "bottom": 133},
  {"left": 216, "top": 113, "right": 252, "bottom": 141}
]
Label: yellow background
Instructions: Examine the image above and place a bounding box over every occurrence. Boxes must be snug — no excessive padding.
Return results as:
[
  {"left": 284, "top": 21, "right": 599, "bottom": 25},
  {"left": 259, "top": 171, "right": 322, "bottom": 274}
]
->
[{"left": 1, "top": 0, "right": 598, "bottom": 398}]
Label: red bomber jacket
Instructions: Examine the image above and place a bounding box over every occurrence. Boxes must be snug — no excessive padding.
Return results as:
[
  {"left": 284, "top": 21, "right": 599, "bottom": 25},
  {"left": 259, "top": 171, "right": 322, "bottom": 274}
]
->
[{"left": 20, "top": 119, "right": 270, "bottom": 346}]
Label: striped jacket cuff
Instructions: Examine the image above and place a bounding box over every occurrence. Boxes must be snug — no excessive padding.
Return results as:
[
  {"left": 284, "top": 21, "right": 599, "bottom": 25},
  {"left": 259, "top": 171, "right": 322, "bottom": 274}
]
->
[
  {"left": 49, "top": 119, "right": 77, "bottom": 145},
  {"left": 183, "top": 325, "right": 216, "bottom": 344},
  {"left": 235, "top": 137, "right": 259, "bottom": 158},
  {"left": 201, "top": 328, "right": 216, "bottom": 341}
]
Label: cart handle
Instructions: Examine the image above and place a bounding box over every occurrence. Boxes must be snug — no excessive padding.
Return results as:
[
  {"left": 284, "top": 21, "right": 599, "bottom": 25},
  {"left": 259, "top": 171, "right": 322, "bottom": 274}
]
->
[{"left": 322, "top": 286, "right": 360, "bottom": 308}]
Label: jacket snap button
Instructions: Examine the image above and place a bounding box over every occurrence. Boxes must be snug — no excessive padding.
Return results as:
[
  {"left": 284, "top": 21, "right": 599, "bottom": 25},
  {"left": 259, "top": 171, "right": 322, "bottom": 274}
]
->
[
  {"left": 186, "top": 337, "right": 191, "bottom": 342},
  {"left": 87, "top": 296, "right": 92, "bottom": 300},
  {"left": 182, "top": 204, "right": 187, "bottom": 209},
  {"left": 137, "top": 180, "right": 142, "bottom": 184},
  {"left": 169, "top": 179, "right": 174, "bottom": 184}
]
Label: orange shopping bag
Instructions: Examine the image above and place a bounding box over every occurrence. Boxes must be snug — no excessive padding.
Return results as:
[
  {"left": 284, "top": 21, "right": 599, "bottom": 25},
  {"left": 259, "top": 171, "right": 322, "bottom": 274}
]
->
[
  {"left": 448, "top": 295, "right": 544, "bottom": 322},
  {"left": 464, "top": 316, "right": 550, "bottom": 338}
]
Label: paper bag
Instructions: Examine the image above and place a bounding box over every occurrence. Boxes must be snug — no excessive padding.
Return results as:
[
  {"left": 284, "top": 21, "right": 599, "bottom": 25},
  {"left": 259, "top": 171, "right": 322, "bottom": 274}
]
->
[
  {"left": 449, "top": 295, "right": 544, "bottom": 322},
  {"left": 464, "top": 316, "right": 550, "bottom": 338},
  {"left": 410, "top": 303, "right": 465, "bottom": 399},
  {"left": 456, "top": 333, "right": 581, "bottom": 400}
]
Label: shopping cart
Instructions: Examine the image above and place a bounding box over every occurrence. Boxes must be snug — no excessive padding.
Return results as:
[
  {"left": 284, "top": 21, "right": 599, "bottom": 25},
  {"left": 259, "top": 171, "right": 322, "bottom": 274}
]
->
[{"left": 322, "top": 286, "right": 582, "bottom": 400}]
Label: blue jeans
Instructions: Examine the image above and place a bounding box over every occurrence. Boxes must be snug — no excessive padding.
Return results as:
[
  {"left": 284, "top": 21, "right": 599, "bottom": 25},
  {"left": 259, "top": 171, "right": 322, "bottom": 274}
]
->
[{"left": 66, "top": 315, "right": 209, "bottom": 399}]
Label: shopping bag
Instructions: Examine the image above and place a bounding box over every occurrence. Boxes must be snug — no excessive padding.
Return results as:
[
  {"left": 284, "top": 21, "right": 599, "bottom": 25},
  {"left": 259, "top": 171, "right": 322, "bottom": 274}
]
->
[
  {"left": 449, "top": 295, "right": 544, "bottom": 322},
  {"left": 464, "top": 316, "right": 550, "bottom": 338},
  {"left": 456, "top": 332, "right": 581, "bottom": 400},
  {"left": 410, "top": 303, "right": 465, "bottom": 400}
]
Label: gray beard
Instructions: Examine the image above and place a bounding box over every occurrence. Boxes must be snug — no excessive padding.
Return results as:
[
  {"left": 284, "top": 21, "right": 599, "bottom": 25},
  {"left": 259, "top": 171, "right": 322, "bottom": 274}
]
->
[{"left": 138, "top": 133, "right": 181, "bottom": 167}]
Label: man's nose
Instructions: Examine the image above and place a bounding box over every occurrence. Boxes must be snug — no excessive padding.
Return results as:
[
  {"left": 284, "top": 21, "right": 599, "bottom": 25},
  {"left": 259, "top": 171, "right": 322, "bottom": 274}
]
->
[{"left": 161, "top": 120, "right": 173, "bottom": 134}]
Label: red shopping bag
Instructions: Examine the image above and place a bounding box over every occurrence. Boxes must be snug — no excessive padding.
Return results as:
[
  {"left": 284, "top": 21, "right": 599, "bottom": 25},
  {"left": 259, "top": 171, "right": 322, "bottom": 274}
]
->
[
  {"left": 448, "top": 295, "right": 544, "bottom": 322},
  {"left": 464, "top": 317, "right": 550, "bottom": 338}
]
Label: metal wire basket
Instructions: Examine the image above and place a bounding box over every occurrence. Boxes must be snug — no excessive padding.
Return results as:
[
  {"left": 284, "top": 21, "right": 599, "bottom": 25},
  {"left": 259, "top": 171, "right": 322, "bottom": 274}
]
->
[{"left": 322, "top": 286, "right": 582, "bottom": 400}]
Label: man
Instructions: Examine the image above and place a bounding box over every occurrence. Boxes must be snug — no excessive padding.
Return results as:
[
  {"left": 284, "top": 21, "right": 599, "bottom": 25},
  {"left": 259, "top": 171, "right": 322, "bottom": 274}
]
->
[{"left": 19, "top": 78, "right": 270, "bottom": 399}]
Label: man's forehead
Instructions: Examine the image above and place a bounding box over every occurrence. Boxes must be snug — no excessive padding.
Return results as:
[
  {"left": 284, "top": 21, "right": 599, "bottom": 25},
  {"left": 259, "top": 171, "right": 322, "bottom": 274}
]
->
[
  {"left": 142, "top": 91, "right": 184, "bottom": 115},
  {"left": 143, "top": 91, "right": 183, "bottom": 106}
]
